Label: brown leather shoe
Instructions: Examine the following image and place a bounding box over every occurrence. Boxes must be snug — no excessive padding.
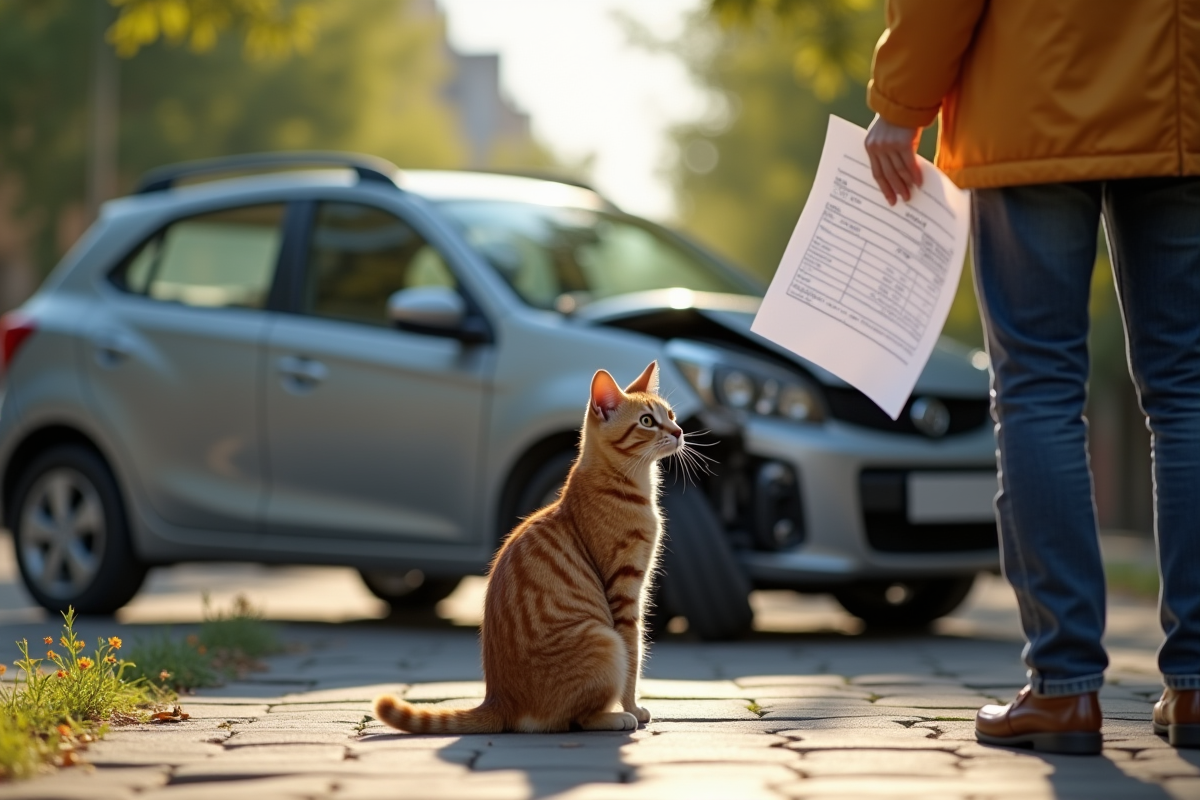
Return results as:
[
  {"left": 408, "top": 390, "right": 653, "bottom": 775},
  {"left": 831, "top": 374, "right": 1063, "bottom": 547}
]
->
[
  {"left": 976, "top": 685, "right": 1102, "bottom": 755},
  {"left": 1153, "top": 688, "right": 1200, "bottom": 748}
]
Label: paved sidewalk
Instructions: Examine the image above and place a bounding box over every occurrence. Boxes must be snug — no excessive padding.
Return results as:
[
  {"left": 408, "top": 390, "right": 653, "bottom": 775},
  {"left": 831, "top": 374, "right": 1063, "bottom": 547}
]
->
[{"left": 1, "top": 538, "right": 1197, "bottom": 799}]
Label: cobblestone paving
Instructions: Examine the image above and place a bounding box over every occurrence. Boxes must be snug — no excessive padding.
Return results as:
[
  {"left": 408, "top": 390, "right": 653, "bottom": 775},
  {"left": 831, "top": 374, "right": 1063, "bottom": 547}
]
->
[{"left": 1, "top": 542, "right": 1197, "bottom": 799}]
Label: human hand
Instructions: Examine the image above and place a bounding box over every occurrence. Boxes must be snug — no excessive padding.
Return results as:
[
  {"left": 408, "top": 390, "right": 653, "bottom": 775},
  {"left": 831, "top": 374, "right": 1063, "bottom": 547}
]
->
[{"left": 864, "top": 114, "right": 923, "bottom": 205}]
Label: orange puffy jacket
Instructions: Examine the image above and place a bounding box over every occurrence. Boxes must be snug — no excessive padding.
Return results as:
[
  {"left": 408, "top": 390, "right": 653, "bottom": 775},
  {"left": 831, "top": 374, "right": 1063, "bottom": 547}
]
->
[{"left": 867, "top": 0, "right": 1200, "bottom": 189}]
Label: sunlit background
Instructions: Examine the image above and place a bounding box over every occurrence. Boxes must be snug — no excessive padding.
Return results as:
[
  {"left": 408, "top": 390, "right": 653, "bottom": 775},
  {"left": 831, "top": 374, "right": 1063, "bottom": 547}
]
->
[{"left": 0, "top": 0, "right": 1151, "bottom": 535}]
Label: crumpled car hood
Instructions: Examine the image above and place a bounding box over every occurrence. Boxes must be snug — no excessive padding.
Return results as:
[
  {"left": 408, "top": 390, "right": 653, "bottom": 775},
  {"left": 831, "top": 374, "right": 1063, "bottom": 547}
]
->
[{"left": 574, "top": 289, "right": 990, "bottom": 398}]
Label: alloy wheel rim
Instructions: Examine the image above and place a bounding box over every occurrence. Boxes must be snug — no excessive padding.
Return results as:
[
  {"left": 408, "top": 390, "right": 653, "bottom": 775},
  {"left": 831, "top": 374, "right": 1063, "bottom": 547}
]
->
[{"left": 19, "top": 468, "right": 106, "bottom": 599}]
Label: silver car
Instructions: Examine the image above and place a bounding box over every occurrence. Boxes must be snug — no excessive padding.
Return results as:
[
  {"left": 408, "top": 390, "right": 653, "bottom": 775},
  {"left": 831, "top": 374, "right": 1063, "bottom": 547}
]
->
[{"left": 0, "top": 153, "right": 999, "bottom": 638}]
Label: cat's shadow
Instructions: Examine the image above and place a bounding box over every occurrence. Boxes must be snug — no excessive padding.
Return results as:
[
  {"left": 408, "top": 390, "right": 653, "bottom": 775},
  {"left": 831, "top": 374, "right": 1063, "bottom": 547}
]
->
[{"left": 359, "top": 729, "right": 639, "bottom": 797}]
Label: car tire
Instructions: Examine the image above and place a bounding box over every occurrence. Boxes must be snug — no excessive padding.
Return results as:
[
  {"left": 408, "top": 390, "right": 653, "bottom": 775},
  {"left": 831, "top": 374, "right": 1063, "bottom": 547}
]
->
[
  {"left": 657, "top": 483, "right": 755, "bottom": 641},
  {"left": 832, "top": 575, "right": 977, "bottom": 630},
  {"left": 359, "top": 570, "right": 461, "bottom": 610},
  {"left": 511, "top": 451, "right": 754, "bottom": 641},
  {"left": 10, "top": 444, "right": 147, "bottom": 616},
  {"left": 512, "top": 451, "right": 576, "bottom": 525}
]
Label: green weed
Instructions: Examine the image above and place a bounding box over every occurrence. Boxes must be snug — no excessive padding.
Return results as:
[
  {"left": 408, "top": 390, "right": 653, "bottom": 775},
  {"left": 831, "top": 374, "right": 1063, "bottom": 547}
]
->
[
  {"left": 0, "top": 609, "right": 165, "bottom": 780},
  {"left": 125, "top": 594, "right": 282, "bottom": 692},
  {"left": 1105, "top": 562, "right": 1160, "bottom": 600}
]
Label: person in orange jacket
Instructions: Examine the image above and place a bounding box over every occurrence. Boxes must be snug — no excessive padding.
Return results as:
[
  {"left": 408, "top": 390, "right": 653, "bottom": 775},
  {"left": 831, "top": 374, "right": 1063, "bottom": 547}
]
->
[{"left": 864, "top": 1, "right": 1200, "bottom": 755}]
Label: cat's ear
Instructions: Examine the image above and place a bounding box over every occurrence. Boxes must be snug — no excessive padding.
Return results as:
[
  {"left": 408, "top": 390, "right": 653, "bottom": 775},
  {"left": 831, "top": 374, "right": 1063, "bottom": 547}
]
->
[
  {"left": 590, "top": 369, "right": 624, "bottom": 420},
  {"left": 624, "top": 361, "right": 659, "bottom": 395}
]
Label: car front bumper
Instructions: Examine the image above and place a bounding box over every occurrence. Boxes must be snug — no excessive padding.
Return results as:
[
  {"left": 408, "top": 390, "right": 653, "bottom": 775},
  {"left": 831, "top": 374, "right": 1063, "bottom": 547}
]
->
[{"left": 736, "top": 415, "right": 1001, "bottom": 588}]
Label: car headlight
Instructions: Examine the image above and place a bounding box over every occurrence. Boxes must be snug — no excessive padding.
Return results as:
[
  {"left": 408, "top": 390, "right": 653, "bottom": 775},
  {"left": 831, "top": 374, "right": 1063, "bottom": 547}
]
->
[{"left": 670, "top": 341, "right": 825, "bottom": 423}]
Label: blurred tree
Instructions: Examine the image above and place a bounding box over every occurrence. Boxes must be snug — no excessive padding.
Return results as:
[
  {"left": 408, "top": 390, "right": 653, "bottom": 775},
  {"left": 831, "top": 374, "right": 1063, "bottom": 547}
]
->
[
  {"left": 0, "top": 0, "right": 472, "bottom": 280},
  {"left": 706, "top": 0, "right": 878, "bottom": 100},
  {"left": 106, "top": 0, "right": 318, "bottom": 61}
]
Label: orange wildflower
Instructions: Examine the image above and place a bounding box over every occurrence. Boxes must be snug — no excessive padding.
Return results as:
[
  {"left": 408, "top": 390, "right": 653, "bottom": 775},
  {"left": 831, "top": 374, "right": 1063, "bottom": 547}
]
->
[
  {"left": 59, "top": 637, "right": 68, "bottom": 647},
  {"left": 0, "top": 664, "right": 6, "bottom": 677},
  {"left": 46, "top": 650, "right": 57, "bottom": 660},
  {"left": 78, "top": 657, "right": 93, "bottom": 670},
  {"left": 43, "top": 637, "right": 53, "bottom": 645},
  {"left": 73, "top": 641, "right": 85, "bottom": 651},
  {"left": 55, "top": 670, "right": 67, "bottom": 679},
  {"left": 105, "top": 655, "right": 117, "bottom": 664},
  {"left": 56, "top": 724, "right": 71, "bottom": 737},
  {"left": 108, "top": 636, "right": 122, "bottom": 650},
  {"left": 158, "top": 670, "right": 172, "bottom": 682}
]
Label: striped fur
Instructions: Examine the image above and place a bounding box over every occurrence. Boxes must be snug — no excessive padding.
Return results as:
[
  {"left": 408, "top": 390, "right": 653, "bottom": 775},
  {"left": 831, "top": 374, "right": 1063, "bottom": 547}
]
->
[{"left": 374, "top": 362, "right": 682, "bottom": 734}]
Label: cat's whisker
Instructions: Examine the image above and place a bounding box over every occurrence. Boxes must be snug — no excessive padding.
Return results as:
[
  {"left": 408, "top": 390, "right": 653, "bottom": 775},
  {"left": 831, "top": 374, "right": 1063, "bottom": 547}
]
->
[{"left": 681, "top": 447, "right": 719, "bottom": 466}]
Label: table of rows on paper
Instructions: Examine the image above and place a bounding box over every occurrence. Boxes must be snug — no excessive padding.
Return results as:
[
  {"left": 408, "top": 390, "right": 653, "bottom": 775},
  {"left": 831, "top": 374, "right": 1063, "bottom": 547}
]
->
[{"left": 785, "top": 165, "right": 953, "bottom": 364}]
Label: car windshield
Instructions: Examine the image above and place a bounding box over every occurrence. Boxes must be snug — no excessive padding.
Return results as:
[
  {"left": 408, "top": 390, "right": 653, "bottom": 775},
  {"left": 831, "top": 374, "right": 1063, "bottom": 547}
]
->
[{"left": 436, "top": 200, "right": 758, "bottom": 311}]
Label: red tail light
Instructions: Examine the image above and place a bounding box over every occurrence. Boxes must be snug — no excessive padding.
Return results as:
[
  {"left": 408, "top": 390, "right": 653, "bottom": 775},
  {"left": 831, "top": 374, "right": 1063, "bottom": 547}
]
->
[{"left": 1, "top": 312, "right": 37, "bottom": 373}]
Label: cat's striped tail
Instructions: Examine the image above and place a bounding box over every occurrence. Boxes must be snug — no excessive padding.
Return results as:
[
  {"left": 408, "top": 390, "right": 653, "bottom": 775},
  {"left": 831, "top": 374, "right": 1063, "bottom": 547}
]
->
[{"left": 373, "top": 694, "right": 504, "bottom": 734}]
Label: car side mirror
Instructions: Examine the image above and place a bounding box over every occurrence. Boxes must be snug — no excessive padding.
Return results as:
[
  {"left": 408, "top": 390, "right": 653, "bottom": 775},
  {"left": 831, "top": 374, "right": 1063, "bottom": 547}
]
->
[{"left": 386, "top": 286, "right": 489, "bottom": 343}]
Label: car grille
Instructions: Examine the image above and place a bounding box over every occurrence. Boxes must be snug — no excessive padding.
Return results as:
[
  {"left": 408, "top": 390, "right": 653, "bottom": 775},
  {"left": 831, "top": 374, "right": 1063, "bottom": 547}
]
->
[
  {"left": 826, "top": 388, "right": 990, "bottom": 437},
  {"left": 859, "top": 470, "right": 998, "bottom": 554}
]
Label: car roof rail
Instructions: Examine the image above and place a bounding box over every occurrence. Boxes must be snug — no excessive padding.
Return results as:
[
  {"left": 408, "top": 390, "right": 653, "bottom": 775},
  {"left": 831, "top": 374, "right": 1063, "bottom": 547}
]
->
[
  {"left": 473, "top": 168, "right": 600, "bottom": 194},
  {"left": 134, "top": 151, "right": 400, "bottom": 194}
]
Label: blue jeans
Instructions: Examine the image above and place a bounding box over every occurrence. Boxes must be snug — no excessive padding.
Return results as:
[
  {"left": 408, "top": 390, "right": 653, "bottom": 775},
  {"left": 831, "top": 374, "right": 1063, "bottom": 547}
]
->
[{"left": 972, "top": 178, "right": 1200, "bottom": 696}]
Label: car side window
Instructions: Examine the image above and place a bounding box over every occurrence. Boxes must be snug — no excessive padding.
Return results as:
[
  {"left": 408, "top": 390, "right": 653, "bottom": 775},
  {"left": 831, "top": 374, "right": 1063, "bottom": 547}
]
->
[
  {"left": 304, "top": 202, "right": 456, "bottom": 327},
  {"left": 111, "top": 204, "right": 285, "bottom": 309}
]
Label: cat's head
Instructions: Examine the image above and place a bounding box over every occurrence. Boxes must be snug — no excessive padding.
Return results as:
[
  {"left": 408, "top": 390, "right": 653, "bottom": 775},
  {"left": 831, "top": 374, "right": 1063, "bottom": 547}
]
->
[{"left": 586, "top": 361, "right": 683, "bottom": 461}]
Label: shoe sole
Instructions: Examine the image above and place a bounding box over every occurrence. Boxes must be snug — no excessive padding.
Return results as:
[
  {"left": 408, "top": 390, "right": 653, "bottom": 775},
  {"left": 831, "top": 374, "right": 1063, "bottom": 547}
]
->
[
  {"left": 976, "top": 729, "right": 1102, "bottom": 755},
  {"left": 1152, "top": 721, "right": 1200, "bottom": 748}
]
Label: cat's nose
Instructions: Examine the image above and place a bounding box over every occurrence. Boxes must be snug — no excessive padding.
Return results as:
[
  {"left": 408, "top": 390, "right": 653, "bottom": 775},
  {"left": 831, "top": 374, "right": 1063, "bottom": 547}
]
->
[{"left": 666, "top": 427, "right": 682, "bottom": 440}]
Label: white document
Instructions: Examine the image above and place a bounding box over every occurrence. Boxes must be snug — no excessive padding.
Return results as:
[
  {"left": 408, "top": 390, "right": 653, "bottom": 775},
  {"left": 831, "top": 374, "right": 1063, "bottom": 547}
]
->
[{"left": 751, "top": 116, "right": 971, "bottom": 420}]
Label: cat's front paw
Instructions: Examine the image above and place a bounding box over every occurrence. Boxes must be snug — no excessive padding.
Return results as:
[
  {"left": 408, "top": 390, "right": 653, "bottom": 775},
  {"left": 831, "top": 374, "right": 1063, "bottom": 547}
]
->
[{"left": 631, "top": 705, "right": 652, "bottom": 724}]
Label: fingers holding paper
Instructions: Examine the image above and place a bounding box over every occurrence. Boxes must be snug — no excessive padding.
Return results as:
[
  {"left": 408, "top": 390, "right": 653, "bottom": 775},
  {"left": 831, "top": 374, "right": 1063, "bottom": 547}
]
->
[{"left": 865, "top": 114, "right": 923, "bottom": 205}]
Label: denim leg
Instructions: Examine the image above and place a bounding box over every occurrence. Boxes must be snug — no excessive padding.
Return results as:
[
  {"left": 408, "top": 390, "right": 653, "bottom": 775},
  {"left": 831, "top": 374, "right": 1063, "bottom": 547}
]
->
[
  {"left": 971, "top": 183, "right": 1108, "bottom": 696},
  {"left": 1102, "top": 178, "right": 1200, "bottom": 691}
]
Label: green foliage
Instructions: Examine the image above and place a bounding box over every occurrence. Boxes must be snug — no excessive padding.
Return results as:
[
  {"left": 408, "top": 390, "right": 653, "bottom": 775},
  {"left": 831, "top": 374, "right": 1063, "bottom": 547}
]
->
[
  {"left": 707, "top": 0, "right": 879, "bottom": 100},
  {"left": 199, "top": 593, "right": 282, "bottom": 661},
  {"left": 669, "top": 7, "right": 886, "bottom": 279},
  {"left": 0, "top": 0, "right": 475, "bottom": 277},
  {"left": 1105, "top": 561, "right": 1160, "bottom": 600},
  {"left": 124, "top": 593, "right": 282, "bottom": 691},
  {"left": 108, "top": 0, "right": 319, "bottom": 60},
  {"left": 0, "top": 609, "right": 163, "bottom": 780},
  {"left": 123, "top": 630, "right": 218, "bottom": 691}
]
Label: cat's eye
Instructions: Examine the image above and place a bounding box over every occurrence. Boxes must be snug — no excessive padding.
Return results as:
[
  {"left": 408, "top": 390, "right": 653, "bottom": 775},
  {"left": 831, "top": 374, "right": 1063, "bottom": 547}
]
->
[{"left": 639, "top": 414, "right": 655, "bottom": 427}]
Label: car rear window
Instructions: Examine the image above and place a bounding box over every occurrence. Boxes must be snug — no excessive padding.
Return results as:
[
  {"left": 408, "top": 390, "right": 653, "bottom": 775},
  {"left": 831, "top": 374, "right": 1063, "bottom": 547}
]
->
[{"left": 111, "top": 204, "right": 285, "bottom": 309}]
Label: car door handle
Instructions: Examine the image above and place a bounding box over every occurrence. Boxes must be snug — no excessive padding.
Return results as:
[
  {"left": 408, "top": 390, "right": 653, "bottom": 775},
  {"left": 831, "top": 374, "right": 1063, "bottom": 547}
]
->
[
  {"left": 277, "top": 355, "right": 328, "bottom": 389},
  {"left": 93, "top": 333, "right": 133, "bottom": 367}
]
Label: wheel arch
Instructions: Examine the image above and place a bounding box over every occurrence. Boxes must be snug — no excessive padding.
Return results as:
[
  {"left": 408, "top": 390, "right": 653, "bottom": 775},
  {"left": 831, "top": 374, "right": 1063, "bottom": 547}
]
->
[
  {"left": 494, "top": 429, "right": 579, "bottom": 543},
  {"left": 3, "top": 424, "right": 116, "bottom": 530}
]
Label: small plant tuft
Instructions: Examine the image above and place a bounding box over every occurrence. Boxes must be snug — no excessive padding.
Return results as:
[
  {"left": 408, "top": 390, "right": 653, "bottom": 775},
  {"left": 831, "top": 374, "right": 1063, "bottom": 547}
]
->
[
  {"left": 0, "top": 609, "right": 167, "bottom": 780},
  {"left": 124, "top": 594, "right": 282, "bottom": 692}
]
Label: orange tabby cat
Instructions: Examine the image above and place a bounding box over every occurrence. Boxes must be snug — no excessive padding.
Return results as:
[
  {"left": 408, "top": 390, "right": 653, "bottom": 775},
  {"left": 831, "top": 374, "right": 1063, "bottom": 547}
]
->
[{"left": 374, "top": 361, "right": 681, "bottom": 733}]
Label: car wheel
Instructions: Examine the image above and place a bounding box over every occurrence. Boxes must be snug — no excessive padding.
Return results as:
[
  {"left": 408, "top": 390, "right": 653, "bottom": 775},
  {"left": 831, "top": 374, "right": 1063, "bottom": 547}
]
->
[
  {"left": 832, "top": 575, "right": 976, "bottom": 630},
  {"left": 359, "top": 569, "right": 461, "bottom": 610},
  {"left": 11, "top": 445, "right": 147, "bottom": 615},
  {"left": 512, "top": 451, "right": 576, "bottom": 523},
  {"left": 511, "top": 451, "right": 754, "bottom": 641},
  {"left": 657, "top": 482, "right": 755, "bottom": 641}
]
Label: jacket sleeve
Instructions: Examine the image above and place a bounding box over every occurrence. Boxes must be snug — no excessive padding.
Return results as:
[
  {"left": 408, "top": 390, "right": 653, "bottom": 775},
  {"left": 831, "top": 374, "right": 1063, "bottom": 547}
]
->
[{"left": 867, "top": 0, "right": 987, "bottom": 128}]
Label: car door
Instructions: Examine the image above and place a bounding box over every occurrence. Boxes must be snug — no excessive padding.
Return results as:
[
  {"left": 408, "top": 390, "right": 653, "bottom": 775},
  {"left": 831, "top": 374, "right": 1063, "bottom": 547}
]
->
[
  {"left": 262, "top": 199, "right": 492, "bottom": 543},
  {"left": 85, "top": 202, "right": 287, "bottom": 531}
]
